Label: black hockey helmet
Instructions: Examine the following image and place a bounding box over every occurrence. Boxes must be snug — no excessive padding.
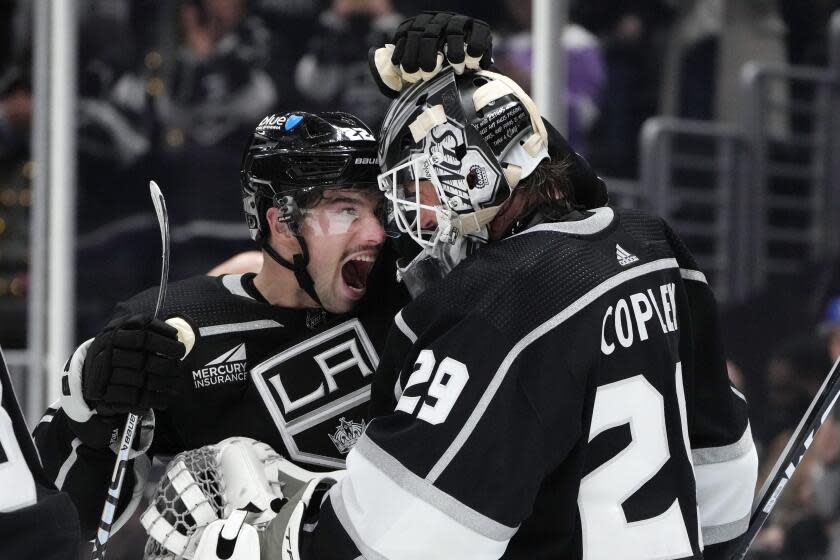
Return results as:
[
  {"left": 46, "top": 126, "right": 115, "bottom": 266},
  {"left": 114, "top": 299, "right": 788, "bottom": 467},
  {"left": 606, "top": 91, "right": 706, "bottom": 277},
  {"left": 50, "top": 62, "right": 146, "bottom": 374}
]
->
[
  {"left": 240, "top": 111, "right": 381, "bottom": 307},
  {"left": 241, "top": 111, "right": 381, "bottom": 242}
]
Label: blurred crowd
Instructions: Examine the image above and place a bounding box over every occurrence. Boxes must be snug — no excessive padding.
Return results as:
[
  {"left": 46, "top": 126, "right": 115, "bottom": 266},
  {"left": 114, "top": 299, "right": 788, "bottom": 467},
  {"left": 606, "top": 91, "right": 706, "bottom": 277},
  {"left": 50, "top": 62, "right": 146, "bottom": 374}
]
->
[{"left": 2, "top": 1, "right": 840, "bottom": 557}]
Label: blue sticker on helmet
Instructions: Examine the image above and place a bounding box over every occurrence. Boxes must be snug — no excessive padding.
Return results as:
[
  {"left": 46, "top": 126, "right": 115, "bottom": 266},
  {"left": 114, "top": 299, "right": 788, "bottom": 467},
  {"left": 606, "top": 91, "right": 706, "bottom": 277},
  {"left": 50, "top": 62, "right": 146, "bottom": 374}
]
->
[{"left": 285, "top": 115, "right": 303, "bottom": 131}]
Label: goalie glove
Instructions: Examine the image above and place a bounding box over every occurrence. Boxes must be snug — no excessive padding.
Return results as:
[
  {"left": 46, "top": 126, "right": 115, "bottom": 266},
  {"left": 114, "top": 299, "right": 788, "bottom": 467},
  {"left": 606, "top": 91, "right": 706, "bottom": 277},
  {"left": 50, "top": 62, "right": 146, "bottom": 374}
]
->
[
  {"left": 259, "top": 473, "right": 345, "bottom": 560},
  {"left": 141, "top": 437, "right": 300, "bottom": 559},
  {"left": 369, "top": 11, "right": 493, "bottom": 98}
]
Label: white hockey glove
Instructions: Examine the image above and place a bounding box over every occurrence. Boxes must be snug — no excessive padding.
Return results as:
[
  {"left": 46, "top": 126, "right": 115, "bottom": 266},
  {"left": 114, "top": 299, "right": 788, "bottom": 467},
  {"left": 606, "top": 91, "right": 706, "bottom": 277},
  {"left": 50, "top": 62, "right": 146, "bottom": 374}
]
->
[
  {"left": 369, "top": 11, "right": 493, "bottom": 98},
  {"left": 141, "top": 437, "right": 312, "bottom": 560}
]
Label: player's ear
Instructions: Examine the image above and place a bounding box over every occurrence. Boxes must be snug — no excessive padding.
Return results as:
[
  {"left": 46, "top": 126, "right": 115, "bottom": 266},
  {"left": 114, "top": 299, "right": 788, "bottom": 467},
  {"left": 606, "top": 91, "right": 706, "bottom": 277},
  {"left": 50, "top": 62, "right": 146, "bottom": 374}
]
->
[{"left": 266, "top": 207, "right": 296, "bottom": 240}]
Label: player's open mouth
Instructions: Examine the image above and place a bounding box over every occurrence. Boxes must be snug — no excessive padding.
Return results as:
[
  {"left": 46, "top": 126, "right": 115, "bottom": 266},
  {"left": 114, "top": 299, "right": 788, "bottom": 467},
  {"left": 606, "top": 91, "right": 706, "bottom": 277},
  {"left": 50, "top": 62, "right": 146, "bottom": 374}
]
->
[{"left": 341, "top": 254, "right": 376, "bottom": 294}]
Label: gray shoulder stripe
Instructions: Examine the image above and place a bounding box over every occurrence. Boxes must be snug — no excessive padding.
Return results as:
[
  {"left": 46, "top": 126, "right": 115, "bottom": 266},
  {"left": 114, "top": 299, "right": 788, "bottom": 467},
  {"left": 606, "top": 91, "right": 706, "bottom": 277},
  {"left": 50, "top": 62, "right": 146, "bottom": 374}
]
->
[
  {"left": 394, "top": 309, "right": 417, "bottom": 343},
  {"left": 514, "top": 207, "right": 614, "bottom": 237},
  {"left": 427, "top": 258, "right": 680, "bottom": 483},
  {"left": 702, "top": 512, "right": 749, "bottom": 545},
  {"left": 692, "top": 424, "right": 754, "bottom": 466},
  {"left": 199, "top": 319, "right": 283, "bottom": 336},
  {"left": 221, "top": 274, "right": 252, "bottom": 299},
  {"left": 679, "top": 268, "right": 708, "bottom": 284},
  {"left": 356, "top": 436, "right": 518, "bottom": 541}
]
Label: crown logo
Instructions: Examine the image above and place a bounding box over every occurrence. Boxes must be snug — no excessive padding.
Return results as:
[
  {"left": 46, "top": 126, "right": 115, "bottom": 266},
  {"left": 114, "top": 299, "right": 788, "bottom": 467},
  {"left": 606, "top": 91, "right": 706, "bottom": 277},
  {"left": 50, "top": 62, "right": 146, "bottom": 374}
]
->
[{"left": 329, "top": 417, "right": 366, "bottom": 454}]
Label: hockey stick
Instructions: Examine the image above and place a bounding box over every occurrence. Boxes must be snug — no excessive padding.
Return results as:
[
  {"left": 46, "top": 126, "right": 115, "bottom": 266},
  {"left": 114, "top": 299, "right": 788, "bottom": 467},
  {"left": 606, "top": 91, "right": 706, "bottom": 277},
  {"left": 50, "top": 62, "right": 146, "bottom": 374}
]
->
[
  {"left": 730, "top": 356, "right": 840, "bottom": 559},
  {"left": 91, "top": 181, "right": 169, "bottom": 560}
]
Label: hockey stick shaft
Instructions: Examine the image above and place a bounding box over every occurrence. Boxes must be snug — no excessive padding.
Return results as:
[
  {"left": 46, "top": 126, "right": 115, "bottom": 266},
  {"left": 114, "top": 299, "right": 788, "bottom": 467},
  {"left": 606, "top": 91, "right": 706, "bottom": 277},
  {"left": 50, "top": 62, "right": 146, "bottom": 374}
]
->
[
  {"left": 91, "top": 181, "right": 169, "bottom": 560},
  {"left": 730, "top": 357, "right": 840, "bottom": 559}
]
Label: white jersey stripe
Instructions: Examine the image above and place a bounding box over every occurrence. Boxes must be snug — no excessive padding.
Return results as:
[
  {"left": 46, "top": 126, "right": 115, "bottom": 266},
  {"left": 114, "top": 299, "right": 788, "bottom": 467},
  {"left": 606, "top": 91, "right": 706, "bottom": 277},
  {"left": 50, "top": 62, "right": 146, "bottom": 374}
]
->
[
  {"left": 427, "top": 258, "right": 680, "bottom": 483},
  {"left": 515, "top": 207, "right": 614, "bottom": 237},
  {"left": 331, "top": 436, "right": 514, "bottom": 560},
  {"left": 221, "top": 274, "right": 252, "bottom": 299},
  {"left": 679, "top": 268, "right": 708, "bottom": 284},
  {"left": 54, "top": 437, "right": 82, "bottom": 490},
  {"left": 394, "top": 309, "right": 417, "bottom": 343},
  {"left": 694, "top": 442, "right": 757, "bottom": 543},
  {"left": 199, "top": 319, "right": 283, "bottom": 336}
]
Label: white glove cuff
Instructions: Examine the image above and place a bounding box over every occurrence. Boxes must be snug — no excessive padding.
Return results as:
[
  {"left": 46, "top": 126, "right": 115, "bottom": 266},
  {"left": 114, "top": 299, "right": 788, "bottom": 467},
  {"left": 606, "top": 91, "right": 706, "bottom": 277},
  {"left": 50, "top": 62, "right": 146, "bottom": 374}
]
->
[
  {"left": 61, "top": 338, "right": 96, "bottom": 423},
  {"left": 374, "top": 45, "right": 404, "bottom": 93}
]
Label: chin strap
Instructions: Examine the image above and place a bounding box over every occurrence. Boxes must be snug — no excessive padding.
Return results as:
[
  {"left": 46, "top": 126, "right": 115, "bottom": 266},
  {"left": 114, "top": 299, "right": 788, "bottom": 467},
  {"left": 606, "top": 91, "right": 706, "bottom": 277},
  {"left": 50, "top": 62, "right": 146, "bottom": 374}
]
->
[{"left": 261, "top": 237, "right": 323, "bottom": 308}]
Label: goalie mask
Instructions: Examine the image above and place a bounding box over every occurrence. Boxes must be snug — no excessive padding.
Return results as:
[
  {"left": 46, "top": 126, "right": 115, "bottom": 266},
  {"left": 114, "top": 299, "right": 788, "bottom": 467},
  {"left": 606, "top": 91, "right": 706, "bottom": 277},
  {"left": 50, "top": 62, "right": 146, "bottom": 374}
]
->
[{"left": 377, "top": 68, "right": 550, "bottom": 293}]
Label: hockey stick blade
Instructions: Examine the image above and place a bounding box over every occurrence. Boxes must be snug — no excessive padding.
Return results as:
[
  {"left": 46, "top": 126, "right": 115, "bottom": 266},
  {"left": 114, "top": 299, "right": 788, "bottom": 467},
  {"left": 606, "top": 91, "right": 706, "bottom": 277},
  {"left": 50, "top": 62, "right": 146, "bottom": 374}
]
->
[
  {"left": 91, "top": 181, "right": 170, "bottom": 560},
  {"left": 149, "top": 181, "right": 169, "bottom": 319},
  {"left": 730, "top": 356, "right": 840, "bottom": 559}
]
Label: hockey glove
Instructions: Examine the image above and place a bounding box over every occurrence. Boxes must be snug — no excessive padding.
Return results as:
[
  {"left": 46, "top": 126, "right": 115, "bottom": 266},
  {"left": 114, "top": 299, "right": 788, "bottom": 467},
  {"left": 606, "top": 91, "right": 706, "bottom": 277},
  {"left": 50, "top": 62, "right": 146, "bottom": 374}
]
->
[
  {"left": 369, "top": 11, "right": 493, "bottom": 98},
  {"left": 82, "top": 313, "right": 185, "bottom": 416},
  {"left": 142, "top": 437, "right": 327, "bottom": 560}
]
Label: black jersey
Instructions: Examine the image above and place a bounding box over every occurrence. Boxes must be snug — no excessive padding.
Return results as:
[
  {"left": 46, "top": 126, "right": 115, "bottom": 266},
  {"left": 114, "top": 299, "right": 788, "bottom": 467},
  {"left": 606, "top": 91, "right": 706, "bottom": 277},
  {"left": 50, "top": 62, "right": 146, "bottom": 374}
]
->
[
  {"left": 33, "top": 271, "right": 404, "bottom": 539},
  {"left": 309, "top": 208, "right": 758, "bottom": 560},
  {"left": 0, "top": 347, "right": 80, "bottom": 558}
]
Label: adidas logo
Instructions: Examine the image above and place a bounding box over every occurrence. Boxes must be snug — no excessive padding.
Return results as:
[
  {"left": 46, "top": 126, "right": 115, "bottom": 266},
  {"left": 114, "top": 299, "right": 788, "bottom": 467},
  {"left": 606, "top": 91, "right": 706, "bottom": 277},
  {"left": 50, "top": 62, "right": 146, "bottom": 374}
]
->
[
  {"left": 191, "top": 343, "right": 248, "bottom": 388},
  {"left": 616, "top": 244, "right": 639, "bottom": 266}
]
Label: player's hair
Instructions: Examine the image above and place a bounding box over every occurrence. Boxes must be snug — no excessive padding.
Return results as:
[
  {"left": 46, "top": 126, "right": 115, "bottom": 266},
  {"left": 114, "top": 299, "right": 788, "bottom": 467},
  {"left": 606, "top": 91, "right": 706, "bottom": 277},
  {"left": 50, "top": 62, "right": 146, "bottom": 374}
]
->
[{"left": 520, "top": 153, "right": 574, "bottom": 215}]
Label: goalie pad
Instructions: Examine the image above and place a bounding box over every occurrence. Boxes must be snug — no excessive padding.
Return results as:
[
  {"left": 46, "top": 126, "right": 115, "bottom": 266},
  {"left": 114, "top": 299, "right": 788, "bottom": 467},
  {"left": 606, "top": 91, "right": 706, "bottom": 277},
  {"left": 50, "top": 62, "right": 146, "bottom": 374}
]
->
[{"left": 141, "top": 437, "right": 290, "bottom": 559}]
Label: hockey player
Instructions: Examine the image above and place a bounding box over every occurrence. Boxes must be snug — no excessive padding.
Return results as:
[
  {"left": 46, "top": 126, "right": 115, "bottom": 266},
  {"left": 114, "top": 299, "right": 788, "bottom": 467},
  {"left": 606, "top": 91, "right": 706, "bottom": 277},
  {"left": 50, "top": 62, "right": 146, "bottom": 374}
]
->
[
  {"left": 263, "top": 57, "right": 759, "bottom": 560},
  {"left": 0, "top": 346, "right": 80, "bottom": 558},
  {"left": 33, "top": 111, "right": 406, "bottom": 540}
]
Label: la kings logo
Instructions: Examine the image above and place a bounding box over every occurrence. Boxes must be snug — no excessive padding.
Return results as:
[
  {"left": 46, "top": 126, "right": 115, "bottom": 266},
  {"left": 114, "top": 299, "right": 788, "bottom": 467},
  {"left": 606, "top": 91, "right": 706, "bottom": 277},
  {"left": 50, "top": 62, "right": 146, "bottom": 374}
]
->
[
  {"left": 192, "top": 344, "right": 248, "bottom": 388},
  {"left": 251, "top": 319, "right": 378, "bottom": 469},
  {"left": 329, "top": 417, "right": 366, "bottom": 454}
]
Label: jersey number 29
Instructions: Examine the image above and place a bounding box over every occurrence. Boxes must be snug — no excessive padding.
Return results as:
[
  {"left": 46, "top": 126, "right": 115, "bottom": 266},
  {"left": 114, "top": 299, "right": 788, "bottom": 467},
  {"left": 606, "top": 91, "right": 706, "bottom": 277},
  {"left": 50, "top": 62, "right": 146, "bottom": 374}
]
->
[{"left": 578, "top": 364, "right": 695, "bottom": 560}]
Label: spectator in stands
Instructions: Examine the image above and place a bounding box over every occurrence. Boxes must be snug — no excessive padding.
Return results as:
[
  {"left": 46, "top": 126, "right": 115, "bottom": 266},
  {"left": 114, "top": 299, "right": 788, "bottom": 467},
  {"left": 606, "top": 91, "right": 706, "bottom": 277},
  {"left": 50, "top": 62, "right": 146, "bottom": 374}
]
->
[
  {"left": 752, "top": 335, "right": 835, "bottom": 559},
  {"left": 761, "top": 336, "right": 832, "bottom": 446},
  {"left": 75, "top": 0, "right": 278, "bottom": 336},
  {"left": 294, "top": 0, "right": 401, "bottom": 130},
  {"left": 571, "top": 0, "right": 674, "bottom": 177},
  {"left": 493, "top": 0, "right": 606, "bottom": 156},
  {"left": 819, "top": 296, "right": 840, "bottom": 362}
]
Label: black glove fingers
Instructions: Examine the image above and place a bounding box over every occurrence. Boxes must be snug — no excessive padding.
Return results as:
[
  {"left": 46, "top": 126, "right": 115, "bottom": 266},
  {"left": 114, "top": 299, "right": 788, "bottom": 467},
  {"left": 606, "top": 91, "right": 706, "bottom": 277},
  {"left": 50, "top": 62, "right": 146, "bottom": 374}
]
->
[
  {"left": 142, "top": 331, "right": 185, "bottom": 358},
  {"left": 144, "top": 354, "right": 179, "bottom": 377},
  {"left": 103, "top": 384, "right": 141, "bottom": 408},
  {"left": 112, "top": 328, "right": 147, "bottom": 350},
  {"left": 109, "top": 367, "right": 145, "bottom": 388},
  {"left": 400, "top": 30, "right": 423, "bottom": 74},
  {"left": 444, "top": 16, "right": 470, "bottom": 64},
  {"left": 419, "top": 24, "right": 444, "bottom": 72},
  {"left": 466, "top": 20, "right": 492, "bottom": 59},
  {"left": 146, "top": 317, "right": 179, "bottom": 337},
  {"left": 110, "top": 348, "right": 144, "bottom": 369},
  {"left": 391, "top": 17, "right": 416, "bottom": 64},
  {"left": 84, "top": 352, "right": 111, "bottom": 400}
]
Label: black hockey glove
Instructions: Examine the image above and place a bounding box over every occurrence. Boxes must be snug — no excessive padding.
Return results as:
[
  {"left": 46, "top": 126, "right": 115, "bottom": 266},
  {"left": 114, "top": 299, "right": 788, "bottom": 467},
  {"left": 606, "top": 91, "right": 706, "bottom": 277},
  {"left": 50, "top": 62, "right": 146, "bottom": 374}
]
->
[
  {"left": 369, "top": 11, "right": 493, "bottom": 98},
  {"left": 82, "top": 314, "right": 185, "bottom": 416}
]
